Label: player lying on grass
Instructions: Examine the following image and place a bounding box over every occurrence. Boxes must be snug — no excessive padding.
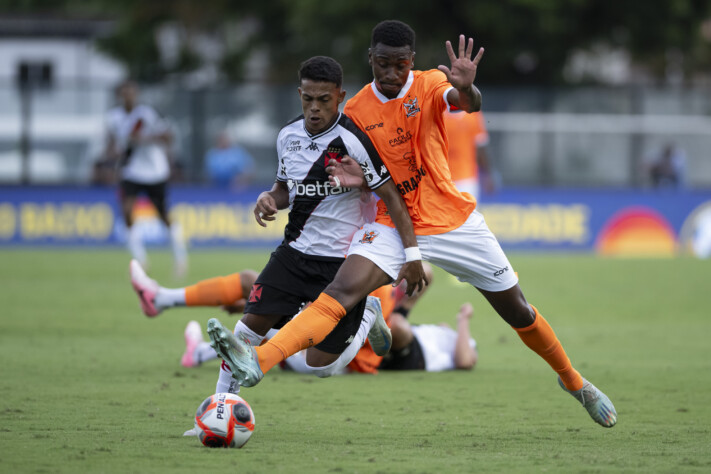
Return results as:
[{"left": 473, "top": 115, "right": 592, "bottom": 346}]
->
[
  {"left": 131, "top": 259, "right": 478, "bottom": 373},
  {"left": 133, "top": 55, "right": 427, "bottom": 395},
  {"left": 211, "top": 20, "right": 617, "bottom": 428},
  {"left": 131, "top": 259, "right": 389, "bottom": 373}
]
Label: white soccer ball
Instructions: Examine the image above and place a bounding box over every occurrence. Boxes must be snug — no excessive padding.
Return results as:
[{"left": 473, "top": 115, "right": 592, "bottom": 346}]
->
[{"left": 194, "top": 393, "right": 255, "bottom": 448}]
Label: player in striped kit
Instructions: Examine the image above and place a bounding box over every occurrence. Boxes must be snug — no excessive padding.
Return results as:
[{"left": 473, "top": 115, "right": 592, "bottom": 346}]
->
[{"left": 104, "top": 80, "right": 187, "bottom": 276}]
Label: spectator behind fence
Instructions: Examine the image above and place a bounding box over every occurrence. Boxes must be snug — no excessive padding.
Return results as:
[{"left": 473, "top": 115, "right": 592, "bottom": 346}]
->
[
  {"left": 204, "top": 132, "right": 255, "bottom": 190},
  {"left": 648, "top": 143, "right": 687, "bottom": 190}
]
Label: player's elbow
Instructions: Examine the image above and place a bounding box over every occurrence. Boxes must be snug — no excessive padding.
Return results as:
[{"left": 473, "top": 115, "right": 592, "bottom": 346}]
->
[{"left": 454, "top": 349, "right": 478, "bottom": 370}]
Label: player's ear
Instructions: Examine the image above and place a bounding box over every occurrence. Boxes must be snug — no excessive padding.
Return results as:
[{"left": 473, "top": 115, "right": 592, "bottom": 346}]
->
[
  {"left": 337, "top": 89, "right": 346, "bottom": 104},
  {"left": 368, "top": 48, "right": 373, "bottom": 67},
  {"left": 297, "top": 87, "right": 302, "bottom": 98}
]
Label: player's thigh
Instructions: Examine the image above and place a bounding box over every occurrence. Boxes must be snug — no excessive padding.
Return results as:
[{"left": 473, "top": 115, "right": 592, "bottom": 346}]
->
[
  {"left": 244, "top": 245, "right": 343, "bottom": 323},
  {"left": 145, "top": 181, "right": 169, "bottom": 220},
  {"left": 347, "top": 223, "right": 406, "bottom": 281},
  {"left": 422, "top": 210, "right": 518, "bottom": 292}
]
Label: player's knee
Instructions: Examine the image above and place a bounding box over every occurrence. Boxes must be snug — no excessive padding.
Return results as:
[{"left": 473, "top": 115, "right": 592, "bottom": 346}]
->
[
  {"left": 323, "top": 283, "right": 360, "bottom": 311},
  {"left": 509, "top": 303, "right": 535, "bottom": 328}
]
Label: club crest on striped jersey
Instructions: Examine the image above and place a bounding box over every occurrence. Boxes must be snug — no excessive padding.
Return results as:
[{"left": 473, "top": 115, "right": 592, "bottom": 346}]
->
[{"left": 325, "top": 146, "right": 344, "bottom": 167}]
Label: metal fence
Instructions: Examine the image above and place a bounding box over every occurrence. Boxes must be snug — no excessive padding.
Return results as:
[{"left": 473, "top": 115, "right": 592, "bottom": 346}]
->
[{"left": 1, "top": 81, "right": 710, "bottom": 188}]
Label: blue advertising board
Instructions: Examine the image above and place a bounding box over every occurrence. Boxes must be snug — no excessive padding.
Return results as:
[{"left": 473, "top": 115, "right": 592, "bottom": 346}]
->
[{"left": 1, "top": 186, "right": 710, "bottom": 257}]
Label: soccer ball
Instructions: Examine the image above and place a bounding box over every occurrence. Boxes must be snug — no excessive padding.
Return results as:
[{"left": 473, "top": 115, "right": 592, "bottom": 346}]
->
[{"left": 194, "top": 393, "right": 255, "bottom": 448}]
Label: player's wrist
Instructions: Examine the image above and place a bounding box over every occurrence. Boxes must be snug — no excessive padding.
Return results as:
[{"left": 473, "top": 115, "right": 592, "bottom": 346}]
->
[{"left": 404, "top": 246, "right": 422, "bottom": 262}]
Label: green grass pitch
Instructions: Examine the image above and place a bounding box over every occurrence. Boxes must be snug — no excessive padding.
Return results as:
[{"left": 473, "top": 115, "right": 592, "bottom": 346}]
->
[{"left": 1, "top": 249, "right": 710, "bottom": 473}]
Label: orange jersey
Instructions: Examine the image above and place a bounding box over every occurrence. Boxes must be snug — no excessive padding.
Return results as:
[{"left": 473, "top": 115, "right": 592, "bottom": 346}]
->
[
  {"left": 346, "top": 285, "right": 400, "bottom": 374},
  {"left": 344, "top": 70, "right": 477, "bottom": 235},
  {"left": 444, "top": 110, "right": 488, "bottom": 181}
]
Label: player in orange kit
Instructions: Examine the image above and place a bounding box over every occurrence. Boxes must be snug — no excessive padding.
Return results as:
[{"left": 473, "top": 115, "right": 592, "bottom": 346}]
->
[
  {"left": 443, "top": 109, "right": 495, "bottom": 200},
  {"left": 209, "top": 20, "right": 617, "bottom": 428}
]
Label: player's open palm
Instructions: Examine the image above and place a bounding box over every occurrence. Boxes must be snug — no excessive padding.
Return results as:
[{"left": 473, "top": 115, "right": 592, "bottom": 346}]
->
[
  {"left": 438, "top": 35, "right": 484, "bottom": 90},
  {"left": 326, "top": 155, "right": 366, "bottom": 189}
]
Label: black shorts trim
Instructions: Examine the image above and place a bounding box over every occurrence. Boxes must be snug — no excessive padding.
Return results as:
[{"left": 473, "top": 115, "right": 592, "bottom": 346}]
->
[{"left": 244, "top": 243, "right": 367, "bottom": 354}]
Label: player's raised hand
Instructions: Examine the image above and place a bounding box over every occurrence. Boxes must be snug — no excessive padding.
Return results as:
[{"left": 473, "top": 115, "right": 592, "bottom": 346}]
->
[
  {"left": 438, "top": 35, "right": 484, "bottom": 90},
  {"left": 254, "top": 192, "right": 278, "bottom": 227},
  {"left": 393, "top": 260, "right": 429, "bottom": 297},
  {"left": 326, "top": 155, "right": 367, "bottom": 188}
]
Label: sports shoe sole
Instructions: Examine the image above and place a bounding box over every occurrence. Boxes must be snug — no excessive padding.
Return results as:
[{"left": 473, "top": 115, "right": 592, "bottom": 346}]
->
[
  {"left": 366, "top": 296, "right": 392, "bottom": 356},
  {"left": 207, "top": 318, "right": 263, "bottom": 387}
]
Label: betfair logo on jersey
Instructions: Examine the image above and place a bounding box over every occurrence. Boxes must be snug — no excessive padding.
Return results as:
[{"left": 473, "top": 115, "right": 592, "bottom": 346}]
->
[
  {"left": 403, "top": 97, "right": 420, "bottom": 117},
  {"left": 358, "top": 230, "right": 379, "bottom": 244},
  {"left": 286, "top": 179, "right": 350, "bottom": 197}
]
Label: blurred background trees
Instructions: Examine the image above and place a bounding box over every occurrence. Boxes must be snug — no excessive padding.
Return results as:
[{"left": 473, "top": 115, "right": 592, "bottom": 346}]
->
[{"left": 4, "top": 0, "right": 710, "bottom": 86}]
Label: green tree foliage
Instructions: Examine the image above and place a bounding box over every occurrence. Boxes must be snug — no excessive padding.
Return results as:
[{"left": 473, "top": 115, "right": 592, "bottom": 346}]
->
[{"left": 3, "top": 0, "right": 709, "bottom": 85}]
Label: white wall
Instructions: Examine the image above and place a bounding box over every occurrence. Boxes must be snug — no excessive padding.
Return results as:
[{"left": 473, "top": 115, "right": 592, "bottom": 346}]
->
[{"left": 0, "top": 38, "right": 125, "bottom": 84}]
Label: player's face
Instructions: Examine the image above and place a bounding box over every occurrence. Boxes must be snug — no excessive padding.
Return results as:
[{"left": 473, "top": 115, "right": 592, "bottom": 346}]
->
[
  {"left": 118, "top": 84, "right": 138, "bottom": 109},
  {"left": 298, "top": 79, "right": 346, "bottom": 135},
  {"left": 369, "top": 44, "right": 415, "bottom": 99}
]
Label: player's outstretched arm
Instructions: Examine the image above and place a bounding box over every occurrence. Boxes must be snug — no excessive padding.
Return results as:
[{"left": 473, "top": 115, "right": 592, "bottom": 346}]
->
[
  {"left": 453, "top": 303, "right": 478, "bottom": 370},
  {"left": 372, "top": 180, "right": 429, "bottom": 296},
  {"left": 439, "top": 35, "right": 484, "bottom": 113},
  {"left": 326, "top": 155, "right": 368, "bottom": 188},
  {"left": 255, "top": 181, "right": 289, "bottom": 227}
]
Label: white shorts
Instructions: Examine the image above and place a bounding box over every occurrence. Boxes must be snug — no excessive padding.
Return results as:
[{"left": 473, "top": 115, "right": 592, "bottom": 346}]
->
[
  {"left": 453, "top": 178, "right": 480, "bottom": 202},
  {"left": 347, "top": 210, "right": 518, "bottom": 292}
]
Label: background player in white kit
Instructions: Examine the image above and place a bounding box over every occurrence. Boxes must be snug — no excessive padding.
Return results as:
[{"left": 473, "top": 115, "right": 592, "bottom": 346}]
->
[{"left": 104, "top": 80, "right": 187, "bottom": 276}]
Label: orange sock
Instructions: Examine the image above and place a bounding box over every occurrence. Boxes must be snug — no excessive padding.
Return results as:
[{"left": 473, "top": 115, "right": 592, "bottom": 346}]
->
[
  {"left": 185, "top": 273, "right": 243, "bottom": 306},
  {"left": 256, "top": 293, "right": 346, "bottom": 374},
  {"left": 514, "top": 305, "right": 584, "bottom": 391}
]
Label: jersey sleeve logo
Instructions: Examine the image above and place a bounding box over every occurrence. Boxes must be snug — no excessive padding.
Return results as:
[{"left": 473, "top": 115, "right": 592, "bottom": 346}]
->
[
  {"left": 248, "top": 284, "right": 263, "bottom": 303},
  {"left": 403, "top": 96, "right": 421, "bottom": 117},
  {"left": 358, "top": 230, "right": 379, "bottom": 244},
  {"left": 360, "top": 162, "right": 375, "bottom": 184}
]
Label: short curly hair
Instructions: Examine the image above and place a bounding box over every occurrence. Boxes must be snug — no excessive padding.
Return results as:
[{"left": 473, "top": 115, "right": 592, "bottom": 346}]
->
[
  {"left": 371, "top": 20, "right": 415, "bottom": 50},
  {"left": 298, "top": 56, "right": 343, "bottom": 88}
]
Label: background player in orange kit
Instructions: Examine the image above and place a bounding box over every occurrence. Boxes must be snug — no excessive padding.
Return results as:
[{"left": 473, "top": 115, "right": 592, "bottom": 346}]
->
[
  {"left": 214, "top": 20, "right": 617, "bottom": 428},
  {"left": 443, "top": 109, "right": 495, "bottom": 200}
]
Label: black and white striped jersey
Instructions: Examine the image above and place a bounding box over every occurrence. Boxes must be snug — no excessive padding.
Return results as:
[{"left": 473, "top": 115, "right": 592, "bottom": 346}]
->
[{"left": 275, "top": 113, "right": 391, "bottom": 258}]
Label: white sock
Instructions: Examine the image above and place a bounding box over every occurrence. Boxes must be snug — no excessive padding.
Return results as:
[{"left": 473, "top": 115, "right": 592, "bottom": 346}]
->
[
  {"left": 193, "top": 342, "right": 218, "bottom": 365},
  {"left": 304, "top": 304, "right": 376, "bottom": 378},
  {"left": 170, "top": 223, "right": 188, "bottom": 264},
  {"left": 127, "top": 226, "right": 147, "bottom": 266},
  {"left": 214, "top": 320, "right": 265, "bottom": 394},
  {"left": 154, "top": 288, "right": 186, "bottom": 310},
  {"left": 284, "top": 351, "right": 310, "bottom": 373}
]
